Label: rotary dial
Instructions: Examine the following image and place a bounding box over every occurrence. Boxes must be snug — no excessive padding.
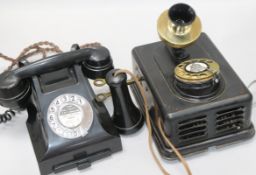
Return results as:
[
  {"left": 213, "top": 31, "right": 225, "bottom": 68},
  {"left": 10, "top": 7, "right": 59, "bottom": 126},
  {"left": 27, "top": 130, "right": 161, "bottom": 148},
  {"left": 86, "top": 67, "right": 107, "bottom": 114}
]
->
[{"left": 47, "top": 94, "right": 94, "bottom": 139}]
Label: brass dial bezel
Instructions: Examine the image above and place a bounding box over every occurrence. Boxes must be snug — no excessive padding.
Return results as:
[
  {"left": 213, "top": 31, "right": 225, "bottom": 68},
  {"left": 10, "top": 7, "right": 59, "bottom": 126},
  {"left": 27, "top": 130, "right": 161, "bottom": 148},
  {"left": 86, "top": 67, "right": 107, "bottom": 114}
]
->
[{"left": 174, "top": 58, "right": 220, "bottom": 84}]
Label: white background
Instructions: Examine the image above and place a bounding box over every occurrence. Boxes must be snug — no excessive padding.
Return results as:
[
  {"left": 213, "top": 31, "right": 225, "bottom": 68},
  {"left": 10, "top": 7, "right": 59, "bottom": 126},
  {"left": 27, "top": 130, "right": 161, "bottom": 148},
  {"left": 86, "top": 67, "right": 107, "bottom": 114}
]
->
[{"left": 0, "top": 0, "right": 256, "bottom": 175}]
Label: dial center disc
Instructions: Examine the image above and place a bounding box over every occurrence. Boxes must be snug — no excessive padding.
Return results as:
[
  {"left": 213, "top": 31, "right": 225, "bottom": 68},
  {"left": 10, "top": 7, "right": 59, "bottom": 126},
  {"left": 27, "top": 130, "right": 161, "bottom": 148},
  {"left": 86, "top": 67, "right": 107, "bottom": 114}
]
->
[
  {"left": 58, "top": 104, "right": 83, "bottom": 128},
  {"left": 185, "top": 62, "right": 208, "bottom": 73}
]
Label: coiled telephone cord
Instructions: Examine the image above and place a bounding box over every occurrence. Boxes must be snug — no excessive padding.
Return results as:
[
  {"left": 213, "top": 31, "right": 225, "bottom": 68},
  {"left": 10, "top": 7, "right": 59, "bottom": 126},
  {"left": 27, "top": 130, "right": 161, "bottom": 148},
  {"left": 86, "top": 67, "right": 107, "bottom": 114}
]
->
[{"left": 0, "top": 110, "right": 15, "bottom": 124}]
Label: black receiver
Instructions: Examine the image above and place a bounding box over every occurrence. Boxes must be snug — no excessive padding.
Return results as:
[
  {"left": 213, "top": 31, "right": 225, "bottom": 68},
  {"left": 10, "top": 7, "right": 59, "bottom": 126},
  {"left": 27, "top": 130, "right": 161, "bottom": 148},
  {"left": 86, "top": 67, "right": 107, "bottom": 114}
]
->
[{"left": 0, "top": 45, "right": 122, "bottom": 175}]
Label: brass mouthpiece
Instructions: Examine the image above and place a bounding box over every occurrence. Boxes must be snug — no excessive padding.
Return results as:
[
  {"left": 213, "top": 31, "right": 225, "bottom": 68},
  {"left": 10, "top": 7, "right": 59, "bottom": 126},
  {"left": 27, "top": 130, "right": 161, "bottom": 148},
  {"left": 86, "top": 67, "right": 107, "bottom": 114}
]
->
[{"left": 157, "top": 3, "right": 202, "bottom": 48}]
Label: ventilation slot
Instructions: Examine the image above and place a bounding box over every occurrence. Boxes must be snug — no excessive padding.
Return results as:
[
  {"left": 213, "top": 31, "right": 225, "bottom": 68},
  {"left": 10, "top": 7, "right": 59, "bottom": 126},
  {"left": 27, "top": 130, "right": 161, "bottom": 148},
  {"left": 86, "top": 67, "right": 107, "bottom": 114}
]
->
[
  {"left": 216, "top": 106, "right": 245, "bottom": 133},
  {"left": 178, "top": 116, "right": 207, "bottom": 141}
]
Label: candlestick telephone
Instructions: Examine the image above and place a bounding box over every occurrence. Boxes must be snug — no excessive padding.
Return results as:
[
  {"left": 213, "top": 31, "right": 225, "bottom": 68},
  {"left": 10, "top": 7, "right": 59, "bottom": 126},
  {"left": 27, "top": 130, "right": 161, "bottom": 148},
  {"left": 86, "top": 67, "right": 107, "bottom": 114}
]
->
[{"left": 0, "top": 3, "right": 255, "bottom": 175}]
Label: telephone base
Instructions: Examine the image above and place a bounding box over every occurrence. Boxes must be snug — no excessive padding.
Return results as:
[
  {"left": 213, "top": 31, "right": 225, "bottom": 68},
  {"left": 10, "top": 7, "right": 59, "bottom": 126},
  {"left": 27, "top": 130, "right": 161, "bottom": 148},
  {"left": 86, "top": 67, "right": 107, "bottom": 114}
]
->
[
  {"left": 27, "top": 113, "right": 122, "bottom": 175},
  {"left": 26, "top": 66, "right": 122, "bottom": 175},
  {"left": 131, "top": 33, "right": 255, "bottom": 159}
]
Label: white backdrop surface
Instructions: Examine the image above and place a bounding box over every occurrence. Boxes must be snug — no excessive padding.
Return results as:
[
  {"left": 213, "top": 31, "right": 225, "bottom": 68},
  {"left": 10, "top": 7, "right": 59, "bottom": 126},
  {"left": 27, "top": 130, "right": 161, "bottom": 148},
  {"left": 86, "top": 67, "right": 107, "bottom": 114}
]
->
[{"left": 0, "top": 0, "right": 255, "bottom": 175}]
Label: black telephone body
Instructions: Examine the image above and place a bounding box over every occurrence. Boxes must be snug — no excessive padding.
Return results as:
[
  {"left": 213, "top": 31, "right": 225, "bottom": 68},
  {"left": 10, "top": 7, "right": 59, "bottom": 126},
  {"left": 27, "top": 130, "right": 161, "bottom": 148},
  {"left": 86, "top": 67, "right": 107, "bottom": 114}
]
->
[
  {"left": 0, "top": 45, "right": 122, "bottom": 175},
  {"left": 131, "top": 3, "right": 255, "bottom": 158}
]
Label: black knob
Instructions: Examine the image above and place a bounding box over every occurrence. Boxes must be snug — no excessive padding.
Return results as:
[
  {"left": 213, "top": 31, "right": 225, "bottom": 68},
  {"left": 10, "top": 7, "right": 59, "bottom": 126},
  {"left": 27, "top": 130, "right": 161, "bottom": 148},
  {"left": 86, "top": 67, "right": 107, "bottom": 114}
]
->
[
  {"left": 106, "top": 69, "right": 144, "bottom": 135},
  {"left": 71, "top": 44, "right": 80, "bottom": 51}
]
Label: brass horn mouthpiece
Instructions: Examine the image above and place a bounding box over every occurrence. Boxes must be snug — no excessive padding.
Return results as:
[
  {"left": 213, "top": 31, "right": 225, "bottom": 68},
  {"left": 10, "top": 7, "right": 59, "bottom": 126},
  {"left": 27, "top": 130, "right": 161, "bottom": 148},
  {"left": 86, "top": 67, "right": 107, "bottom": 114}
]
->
[{"left": 157, "top": 3, "right": 202, "bottom": 48}]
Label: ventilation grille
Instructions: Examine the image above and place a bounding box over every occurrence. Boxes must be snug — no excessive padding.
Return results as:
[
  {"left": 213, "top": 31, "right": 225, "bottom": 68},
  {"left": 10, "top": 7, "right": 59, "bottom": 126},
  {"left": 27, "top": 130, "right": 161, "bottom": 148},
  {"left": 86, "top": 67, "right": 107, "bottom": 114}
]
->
[
  {"left": 216, "top": 106, "right": 245, "bottom": 133},
  {"left": 178, "top": 116, "right": 207, "bottom": 141}
]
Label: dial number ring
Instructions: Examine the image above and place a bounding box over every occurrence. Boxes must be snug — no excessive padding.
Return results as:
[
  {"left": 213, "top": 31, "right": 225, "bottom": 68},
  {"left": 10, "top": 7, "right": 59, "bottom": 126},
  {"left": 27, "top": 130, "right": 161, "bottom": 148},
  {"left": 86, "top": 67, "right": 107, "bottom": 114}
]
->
[{"left": 47, "top": 94, "right": 93, "bottom": 139}]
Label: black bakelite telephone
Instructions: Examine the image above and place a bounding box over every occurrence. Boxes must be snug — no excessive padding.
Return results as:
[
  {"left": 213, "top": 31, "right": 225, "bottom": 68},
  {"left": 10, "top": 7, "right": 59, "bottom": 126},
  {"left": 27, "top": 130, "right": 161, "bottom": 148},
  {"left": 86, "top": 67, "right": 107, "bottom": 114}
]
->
[
  {"left": 0, "top": 44, "right": 144, "bottom": 175},
  {"left": 0, "top": 3, "right": 255, "bottom": 175}
]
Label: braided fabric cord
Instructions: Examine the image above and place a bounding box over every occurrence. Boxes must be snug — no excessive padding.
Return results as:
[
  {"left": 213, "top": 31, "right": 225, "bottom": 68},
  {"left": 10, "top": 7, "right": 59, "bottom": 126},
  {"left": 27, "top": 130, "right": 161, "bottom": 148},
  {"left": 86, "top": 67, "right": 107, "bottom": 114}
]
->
[
  {"left": 80, "top": 42, "right": 101, "bottom": 49},
  {"left": 0, "top": 41, "right": 101, "bottom": 71},
  {"left": 0, "top": 41, "right": 63, "bottom": 71}
]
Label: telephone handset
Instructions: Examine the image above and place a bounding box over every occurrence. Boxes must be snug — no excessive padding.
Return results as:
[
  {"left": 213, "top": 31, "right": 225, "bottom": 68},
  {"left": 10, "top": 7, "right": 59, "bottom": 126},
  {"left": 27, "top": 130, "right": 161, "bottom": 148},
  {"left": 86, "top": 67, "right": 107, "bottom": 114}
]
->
[{"left": 0, "top": 45, "right": 122, "bottom": 175}]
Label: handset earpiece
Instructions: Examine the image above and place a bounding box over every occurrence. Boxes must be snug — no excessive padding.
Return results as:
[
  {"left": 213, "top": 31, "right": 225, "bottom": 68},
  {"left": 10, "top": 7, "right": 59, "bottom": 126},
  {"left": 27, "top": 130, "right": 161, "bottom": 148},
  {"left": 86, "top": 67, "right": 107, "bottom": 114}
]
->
[
  {"left": 106, "top": 69, "right": 144, "bottom": 135},
  {"left": 71, "top": 44, "right": 114, "bottom": 79},
  {"left": 81, "top": 46, "right": 114, "bottom": 79}
]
